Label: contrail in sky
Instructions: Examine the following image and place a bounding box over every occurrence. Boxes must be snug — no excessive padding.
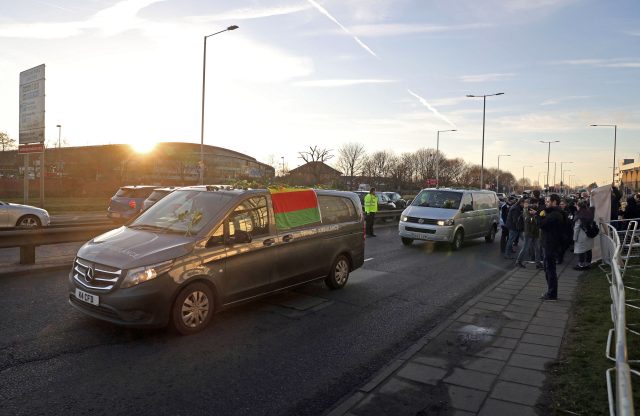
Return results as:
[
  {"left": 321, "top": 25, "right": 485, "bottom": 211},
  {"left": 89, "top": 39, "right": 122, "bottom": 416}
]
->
[
  {"left": 306, "top": 0, "right": 379, "bottom": 58},
  {"left": 407, "top": 89, "right": 457, "bottom": 128},
  {"left": 306, "top": 0, "right": 454, "bottom": 128}
]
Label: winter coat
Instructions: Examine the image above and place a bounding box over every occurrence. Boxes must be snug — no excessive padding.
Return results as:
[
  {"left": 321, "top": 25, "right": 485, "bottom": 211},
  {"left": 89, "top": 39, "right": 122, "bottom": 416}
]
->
[
  {"left": 623, "top": 197, "right": 640, "bottom": 220},
  {"left": 539, "top": 206, "right": 565, "bottom": 252},
  {"left": 506, "top": 203, "right": 523, "bottom": 231},
  {"left": 522, "top": 207, "right": 540, "bottom": 238},
  {"left": 573, "top": 218, "right": 595, "bottom": 254}
]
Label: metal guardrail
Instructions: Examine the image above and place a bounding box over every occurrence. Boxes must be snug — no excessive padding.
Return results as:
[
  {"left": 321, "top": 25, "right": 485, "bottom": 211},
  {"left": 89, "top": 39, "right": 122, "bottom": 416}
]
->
[
  {"left": 0, "top": 224, "right": 117, "bottom": 264},
  {"left": 601, "top": 220, "right": 638, "bottom": 416}
]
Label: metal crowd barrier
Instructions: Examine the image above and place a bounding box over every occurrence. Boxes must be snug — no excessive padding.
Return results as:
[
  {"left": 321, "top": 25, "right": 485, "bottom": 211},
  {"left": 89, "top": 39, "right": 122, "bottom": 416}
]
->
[{"left": 601, "top": 220, "right": 639, "bottom": 415}]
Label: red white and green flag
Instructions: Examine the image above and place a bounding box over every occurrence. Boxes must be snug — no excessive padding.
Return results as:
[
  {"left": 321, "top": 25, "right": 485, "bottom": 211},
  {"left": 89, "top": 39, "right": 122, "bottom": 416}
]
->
[{"left": 269, "top": 187, "right": 321, "bottom": 230}]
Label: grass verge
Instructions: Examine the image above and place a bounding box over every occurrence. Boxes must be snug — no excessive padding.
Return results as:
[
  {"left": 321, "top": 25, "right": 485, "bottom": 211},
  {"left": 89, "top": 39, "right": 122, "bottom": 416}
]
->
[
  {"left": 2, "top": 197, "right": 106, "bottom": 214},
  {"left": 546, "top": 266, "right": 640, "bottom": 415}
]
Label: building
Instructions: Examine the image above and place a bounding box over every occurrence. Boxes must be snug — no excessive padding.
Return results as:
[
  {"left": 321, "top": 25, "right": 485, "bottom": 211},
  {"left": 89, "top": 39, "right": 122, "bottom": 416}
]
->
[
  {"left": 0, "top": 142, "right": 274, "bottom": 197},
  {"left": 619, "top": 159, "right": 640, "bottom": 193},
  {"left": 287, "top": 161, "right": 343, "bottom": 187}
]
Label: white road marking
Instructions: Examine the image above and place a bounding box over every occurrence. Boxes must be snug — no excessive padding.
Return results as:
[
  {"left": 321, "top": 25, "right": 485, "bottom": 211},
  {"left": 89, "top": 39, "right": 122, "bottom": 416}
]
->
[{"left": 364, "top": 257, "right": 374, "bottom": 262}]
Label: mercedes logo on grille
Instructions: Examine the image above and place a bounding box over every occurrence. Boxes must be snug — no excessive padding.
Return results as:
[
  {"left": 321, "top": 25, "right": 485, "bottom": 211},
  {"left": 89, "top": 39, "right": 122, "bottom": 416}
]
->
[
  {"left": 418, "top": 218, "right": 424, "bottom": 224},
  {"left": 85, "top": 266, "right": 95, "bottom": 283}
]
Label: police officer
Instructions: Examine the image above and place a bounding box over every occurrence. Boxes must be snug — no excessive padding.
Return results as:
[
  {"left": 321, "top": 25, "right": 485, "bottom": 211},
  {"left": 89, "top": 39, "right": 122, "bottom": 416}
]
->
[{"left": 364, "top": 187, "right": 378, "bottom": 237}]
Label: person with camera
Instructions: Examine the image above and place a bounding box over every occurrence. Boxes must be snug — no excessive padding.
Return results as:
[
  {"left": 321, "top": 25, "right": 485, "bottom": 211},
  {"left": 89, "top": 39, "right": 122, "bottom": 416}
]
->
[{"left": 539, "top": 194, "right": 565, "bottom": 301}]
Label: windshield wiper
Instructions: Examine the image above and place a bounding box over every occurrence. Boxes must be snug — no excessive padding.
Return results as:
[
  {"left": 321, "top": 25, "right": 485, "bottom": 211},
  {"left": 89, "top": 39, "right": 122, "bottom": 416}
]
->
[{"left": 128, "top": 224, "right": 170, "bottom": 232}]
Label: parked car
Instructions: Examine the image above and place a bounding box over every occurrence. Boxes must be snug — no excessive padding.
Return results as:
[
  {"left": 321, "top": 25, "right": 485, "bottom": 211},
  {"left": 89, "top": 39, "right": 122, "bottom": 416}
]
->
[
  {"left": 142, "top": 187, "right": 177, "bottom": 211},
  {"left": 69, "top": 186, "right": 365, "bottom": 334},
  {"left": 383, "top": 192, "right": 407, "bottom": 209},
  {"left": 0, "top": 201, "right": 50, "bottom": 227},
  {"left": 354, "top": 191, "right": 397, "bottom": 210},
  {"left": 107, "top": 185, "right": 159, "bottom": 222},
  {"left": 398, "top": 188, "right": 499, "bottom": 250}
]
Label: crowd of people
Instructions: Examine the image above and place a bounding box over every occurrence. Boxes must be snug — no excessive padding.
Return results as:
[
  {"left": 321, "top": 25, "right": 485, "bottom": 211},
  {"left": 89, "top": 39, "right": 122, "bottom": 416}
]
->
[{"left": 499, "top": 188, "right": 640, "bottom": 301}]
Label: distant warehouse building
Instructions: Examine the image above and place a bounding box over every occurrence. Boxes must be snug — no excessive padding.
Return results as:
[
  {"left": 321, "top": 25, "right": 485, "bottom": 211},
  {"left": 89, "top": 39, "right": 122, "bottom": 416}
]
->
[
  {"left": 619, "top": 159, "right": 640, "bottom": 193},
  {"left": 0, "top": 142, "right": 274, "bottom": 197}
]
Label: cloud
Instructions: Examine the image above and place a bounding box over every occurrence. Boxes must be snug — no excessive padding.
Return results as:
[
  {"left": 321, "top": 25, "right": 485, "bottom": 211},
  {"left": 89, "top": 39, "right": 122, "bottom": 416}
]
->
[
  {"left": 348, "top": 22, "right": 492, "bottom": 37},
  {"left": 293, "top": 79, "right": 396, "bottom": 87},
  {"left": 551, "top": 58, "right": 640, "bottom": 68},
  {"left": 460, "top": 73, "right": 515, "bottom": 83},
  {"left": 186, "top": 4, "right": 310, "bottom": 23},
  {"left": 540, "top": 95, "right": 591, "bottom": 106},
  {"left": 0, "top": 0, "right": 165, "bottom": 39},
  {"left": 407, "top": 89, "right": 457, "bottom": 128},
  {"left": 305, "top": 0, "right": 379, "bottom": 58}
]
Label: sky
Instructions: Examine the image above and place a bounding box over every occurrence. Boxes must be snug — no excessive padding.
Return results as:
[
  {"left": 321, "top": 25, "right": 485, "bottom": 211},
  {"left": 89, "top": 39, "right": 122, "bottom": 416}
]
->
[{"left": 0, "top": 0, "right": 639, "bottom": 188}]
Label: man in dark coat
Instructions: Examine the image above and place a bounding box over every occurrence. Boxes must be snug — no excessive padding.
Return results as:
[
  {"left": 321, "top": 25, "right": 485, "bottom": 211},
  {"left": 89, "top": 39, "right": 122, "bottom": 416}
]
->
[
  {"left": 539, "top": 194, "right": 565, "bottom": 301},
  {"left": 504, "top": 198, "right": 524, "bottom": 259}
]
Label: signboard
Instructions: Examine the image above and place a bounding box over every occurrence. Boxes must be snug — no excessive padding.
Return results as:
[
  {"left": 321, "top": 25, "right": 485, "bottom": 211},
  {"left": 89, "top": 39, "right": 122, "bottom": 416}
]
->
[
  {"left": 18, "top": 143, "right": 45, "bottom": 154},
  {"left": 425, "top": 178, "right": 438, "bottom": 186},
  {"left": 19, "top": 64, "right": 46, "bottom": 144}
]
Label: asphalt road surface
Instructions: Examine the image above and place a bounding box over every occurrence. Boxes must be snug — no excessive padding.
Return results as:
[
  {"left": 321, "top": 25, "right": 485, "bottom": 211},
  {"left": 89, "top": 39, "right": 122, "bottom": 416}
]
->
[{"left": 0, "top": 225, "right": 513, "bottom": 416}]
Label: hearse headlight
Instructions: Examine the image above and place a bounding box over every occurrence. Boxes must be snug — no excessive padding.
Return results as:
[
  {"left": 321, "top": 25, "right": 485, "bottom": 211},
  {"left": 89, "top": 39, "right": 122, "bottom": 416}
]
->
[
  {"left": 121, "top": 260, "right": 173, "bottom": 288},
  {"left": 437, "top": 219, "right": 455, "bottom": 226},
  {"left": 401, "top": 216, "right": 408, "bottom": 222}
]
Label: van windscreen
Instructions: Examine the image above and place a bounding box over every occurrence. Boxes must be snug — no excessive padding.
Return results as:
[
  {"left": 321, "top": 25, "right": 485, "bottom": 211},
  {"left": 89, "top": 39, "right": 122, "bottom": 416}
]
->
[
  {"left": 412, "top": 190, "right": 462, "bottom": 209},
  {"left": 129, "top": 190, "right": 232, "bottom": 235}
]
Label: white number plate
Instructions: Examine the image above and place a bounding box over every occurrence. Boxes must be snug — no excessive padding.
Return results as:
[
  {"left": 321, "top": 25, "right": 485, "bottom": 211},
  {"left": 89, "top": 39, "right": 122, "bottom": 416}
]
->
[{"left": 75, "top": 288, "right": 99, "bottom": 306}]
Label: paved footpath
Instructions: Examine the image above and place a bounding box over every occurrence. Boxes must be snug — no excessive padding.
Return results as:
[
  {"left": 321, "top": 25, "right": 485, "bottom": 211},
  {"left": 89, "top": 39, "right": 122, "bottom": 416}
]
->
[{"left": 326, "top": 259, "right": 581, "bottom": 416}]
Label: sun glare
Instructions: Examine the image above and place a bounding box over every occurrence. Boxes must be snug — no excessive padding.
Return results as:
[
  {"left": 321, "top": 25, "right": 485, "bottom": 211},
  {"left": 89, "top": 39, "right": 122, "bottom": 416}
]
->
[{"left": 130, "top": 141, "right": 156, "bottom": 154}]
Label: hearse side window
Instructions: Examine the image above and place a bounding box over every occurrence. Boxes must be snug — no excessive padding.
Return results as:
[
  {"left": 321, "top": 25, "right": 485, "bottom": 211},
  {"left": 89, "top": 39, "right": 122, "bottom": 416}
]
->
[
  {"left": 228, "top": 196, "right": 269, "bottom": 238},
  {"left": 474, "top": 194, "right": 492, "bottom": 210},
  {"left": 461, "top": 193, "right": 473, "bottom": 210},
  {"left": 318, "top": 196, "right": 358, "bottom": 225}
]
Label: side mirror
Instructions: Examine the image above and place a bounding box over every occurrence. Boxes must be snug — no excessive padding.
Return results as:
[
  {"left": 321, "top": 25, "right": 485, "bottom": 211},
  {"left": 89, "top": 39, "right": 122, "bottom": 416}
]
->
[
  {"left": 232, "top": 230, "right": 252, "bottom": 244},
  {"left": 206, "top": 235, "right": 225, "bottom": 248}
]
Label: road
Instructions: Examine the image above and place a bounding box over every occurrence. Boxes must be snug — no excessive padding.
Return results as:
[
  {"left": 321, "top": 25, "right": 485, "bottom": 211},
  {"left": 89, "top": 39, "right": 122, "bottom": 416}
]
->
[{"left": 0, "top": 225, "right": 512, "bottom": 416}]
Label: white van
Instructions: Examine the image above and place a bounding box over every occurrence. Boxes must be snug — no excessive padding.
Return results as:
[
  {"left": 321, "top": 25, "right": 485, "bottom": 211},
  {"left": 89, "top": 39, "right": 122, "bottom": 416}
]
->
[{"left": 398, "top": 188, "right": 499, "bottom": 250}]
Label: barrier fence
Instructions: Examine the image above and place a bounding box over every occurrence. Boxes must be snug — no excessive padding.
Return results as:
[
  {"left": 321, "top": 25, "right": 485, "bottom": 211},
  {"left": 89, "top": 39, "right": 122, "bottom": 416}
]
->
[{"left": 601, "top": 219, "right": 640, "bottom": 415}]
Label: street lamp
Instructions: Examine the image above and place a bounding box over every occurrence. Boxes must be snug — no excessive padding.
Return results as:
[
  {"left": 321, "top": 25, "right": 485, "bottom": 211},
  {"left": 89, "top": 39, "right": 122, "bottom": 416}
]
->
[
  {"left": 466, "top": 92, "right": 504, "bottom": 189},
  {"left": 497, "top": 154, "right": 511, "bottom": 193},
  {"left": 56, "top": 124, "right": 62, "bottom": 176},
  {"left": 540, "top": 140, "right": 559, "bottom": 190},
  {"left": 590, "top": 124, "right": 618, "bottom": 184},
  {"left": 436, "top": 129, "right": 456, "bottom": 187},
  {"left": 199, "top": 25, "right": 239, "bottom": 185},
  {"left": 569, "top": 174, "right": 576, "bottom": 192},
  {"left": 522, "top": 165, "right": 533, "bottom": 193},
  {"left": 281, "top": 156, "right": 285, "bottom": 177},
  {"left": 561, "top": 169, "right": 571, "bottom": 194},
  {"left": 559, "top": 161, "right": 573, "bottom": 194}
]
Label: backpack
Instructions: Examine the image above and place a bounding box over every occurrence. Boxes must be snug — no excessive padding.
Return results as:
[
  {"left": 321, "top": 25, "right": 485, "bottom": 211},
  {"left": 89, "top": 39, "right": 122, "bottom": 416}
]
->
[{"left": 583, "top": 221, "right": 599, "bottom": 238}]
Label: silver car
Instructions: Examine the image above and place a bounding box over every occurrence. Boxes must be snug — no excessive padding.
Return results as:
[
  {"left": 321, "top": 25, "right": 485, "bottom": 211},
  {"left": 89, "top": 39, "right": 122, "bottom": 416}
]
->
[{"left": 0, "top": 201, "right": 50, "bottom": 227}]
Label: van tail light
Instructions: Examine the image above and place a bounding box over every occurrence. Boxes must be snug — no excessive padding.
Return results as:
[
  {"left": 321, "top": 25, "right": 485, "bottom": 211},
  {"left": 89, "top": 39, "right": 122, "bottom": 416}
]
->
[{"left": 129, "top": 200, "right": 136, "bottom": 209}]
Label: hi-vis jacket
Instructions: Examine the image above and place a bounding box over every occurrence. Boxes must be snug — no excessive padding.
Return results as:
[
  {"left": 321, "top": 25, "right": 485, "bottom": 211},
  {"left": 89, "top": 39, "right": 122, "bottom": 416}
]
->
[{"left": 364, "top": 193, "right": 378, "bottom": 214}]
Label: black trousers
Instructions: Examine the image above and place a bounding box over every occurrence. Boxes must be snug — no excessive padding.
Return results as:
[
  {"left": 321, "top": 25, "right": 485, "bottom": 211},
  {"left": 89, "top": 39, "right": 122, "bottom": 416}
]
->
[
  {"left": 366, "top": 212, "right": 375, "bottom": 235},
  {"left": 578, "top": 250, "right": 592, "bottom": 264},
  {"left": 544, "top": 248, "right": 558, "bottom": 298}
]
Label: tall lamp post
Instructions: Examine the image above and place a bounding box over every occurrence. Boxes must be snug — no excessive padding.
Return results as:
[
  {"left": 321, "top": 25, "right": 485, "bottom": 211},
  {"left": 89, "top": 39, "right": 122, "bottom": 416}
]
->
[
  {"left": 561, "top": 169, "right": 571, "bottom": 194},
  {"left": 56, "top": 124, "right": 62, "bottom": 176},
  {"left": 540, "top": 140, "right": 559, "bottom": 191},
  {"left": 199, "top": 25, "right": 239, "bottom": 185},
  {"left": 522, "top": 165, "right": 532, "bottom": 193},
  {"left": 569, "top": 174, "right": 576, "bottom": 192},
  {"left": 590, "top": 124, "right": 618, "bottom": 184},
  {"left": 466, "top": 92, "right": 504, "bottom": 189},
  {"left": 281, "top": 156, "right": 285, "bottom": 177},
  {"left": 497, "top": 154, "right": 511, "bottom": 193},
  {"left": 559, "top": 161, "right": 573, "bottom": 194},
  {"left": 436, "top": 129, "right": 456, "bottom": 187}
]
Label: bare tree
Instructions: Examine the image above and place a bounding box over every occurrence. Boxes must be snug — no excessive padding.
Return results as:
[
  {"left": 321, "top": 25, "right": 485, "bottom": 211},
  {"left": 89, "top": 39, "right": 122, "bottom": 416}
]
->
[
  {"left": 336, "top": 142, "right": 366, "bottom": 181},
  {"left": 0, "top": 132, "right": 16, "bottom": 151},
  {"left": 298, "top": 145, "right": 334, "bottom": 163}
]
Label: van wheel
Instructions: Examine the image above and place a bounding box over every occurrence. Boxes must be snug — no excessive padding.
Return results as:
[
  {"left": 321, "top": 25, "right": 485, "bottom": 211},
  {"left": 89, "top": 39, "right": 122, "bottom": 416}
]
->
[
  {"left": 401, "top": 237, "right": 413, "bottom": 246},
  {"left": 485, "top": 225, "right": 497, "bottom": 243},
  {"left": 325, "top": 255, "right": 350, "bottom": 290},
  {"left": 171, "top": 282, "right": 214, "bottom": 335},
  {"left": 451, "top": 230, "right": 464, "bottom": 251}
]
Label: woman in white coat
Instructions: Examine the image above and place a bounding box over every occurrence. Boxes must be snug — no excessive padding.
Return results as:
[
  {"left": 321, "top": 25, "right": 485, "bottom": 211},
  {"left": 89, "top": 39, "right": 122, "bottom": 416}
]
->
[{"left": 573, "top": 200, "right": 595, "bottom": 270}]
